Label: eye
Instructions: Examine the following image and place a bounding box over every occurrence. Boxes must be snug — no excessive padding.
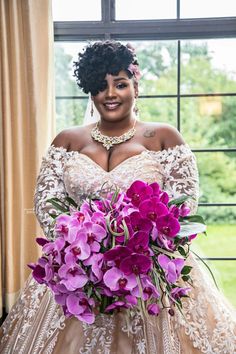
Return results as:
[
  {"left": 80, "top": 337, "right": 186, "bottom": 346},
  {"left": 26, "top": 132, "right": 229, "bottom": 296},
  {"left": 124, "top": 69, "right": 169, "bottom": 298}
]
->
[{"left": 116, "top": 82, "right": 127, "bottom": 89}]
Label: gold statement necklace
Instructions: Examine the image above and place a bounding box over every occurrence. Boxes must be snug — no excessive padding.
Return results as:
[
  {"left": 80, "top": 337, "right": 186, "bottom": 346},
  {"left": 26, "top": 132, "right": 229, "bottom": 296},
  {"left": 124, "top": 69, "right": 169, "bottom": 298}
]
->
[{"left": 91, "top": 120, "right": 137, "bottom": 150}]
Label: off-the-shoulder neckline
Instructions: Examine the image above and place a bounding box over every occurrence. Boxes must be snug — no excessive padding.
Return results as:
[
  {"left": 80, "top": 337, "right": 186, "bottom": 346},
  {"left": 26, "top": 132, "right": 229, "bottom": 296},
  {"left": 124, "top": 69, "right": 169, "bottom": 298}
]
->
[
  {"left": 49, "top": 143, "right": 190, "bottom": 156},
  {"left": 47, "top": 144, "right": 192, "bottom": 173}
]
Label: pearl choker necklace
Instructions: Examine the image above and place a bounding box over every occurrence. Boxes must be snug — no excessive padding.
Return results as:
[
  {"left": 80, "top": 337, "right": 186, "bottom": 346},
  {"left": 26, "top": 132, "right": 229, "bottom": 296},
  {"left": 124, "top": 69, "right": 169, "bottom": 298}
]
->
[{"left": 91, "top": 120, "right": 137, "bottom": 150}]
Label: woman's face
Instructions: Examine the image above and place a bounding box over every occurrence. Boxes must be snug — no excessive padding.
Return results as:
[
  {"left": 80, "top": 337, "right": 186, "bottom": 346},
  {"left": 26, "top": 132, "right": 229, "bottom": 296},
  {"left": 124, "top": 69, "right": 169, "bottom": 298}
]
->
[{"left": 92, "top": 70, "right": 138, "bottom": 122}]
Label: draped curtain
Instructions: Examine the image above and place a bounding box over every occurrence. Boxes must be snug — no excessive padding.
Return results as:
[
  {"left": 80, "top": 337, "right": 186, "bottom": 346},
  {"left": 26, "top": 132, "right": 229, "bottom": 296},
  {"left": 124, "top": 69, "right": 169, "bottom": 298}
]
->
[{"left": 0, "top": 0, "right": 55, "bottom": 318}]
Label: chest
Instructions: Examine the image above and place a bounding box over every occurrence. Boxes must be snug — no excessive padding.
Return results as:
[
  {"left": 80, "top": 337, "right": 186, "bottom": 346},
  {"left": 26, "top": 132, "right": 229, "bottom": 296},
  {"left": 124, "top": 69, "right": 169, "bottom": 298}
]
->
[{"left": 63, "top": 151, "right": 165, "bottom": 205}]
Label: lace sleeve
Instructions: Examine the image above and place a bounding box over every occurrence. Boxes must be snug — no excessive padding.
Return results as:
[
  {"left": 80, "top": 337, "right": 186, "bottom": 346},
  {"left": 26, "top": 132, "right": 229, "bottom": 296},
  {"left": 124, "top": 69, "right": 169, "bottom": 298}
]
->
[
  {"left": 34, "top": 145, "right": 68, "bottom": 240},
  {"left": 158, "top": 144, "right": 199, "bottom": 214}
]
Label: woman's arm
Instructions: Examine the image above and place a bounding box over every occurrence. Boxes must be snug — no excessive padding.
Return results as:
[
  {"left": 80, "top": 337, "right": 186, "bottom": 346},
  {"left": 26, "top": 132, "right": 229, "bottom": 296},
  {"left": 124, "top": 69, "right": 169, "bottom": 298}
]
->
[{"left": 34, "top": 131, "right": 69, "bottom": 239}]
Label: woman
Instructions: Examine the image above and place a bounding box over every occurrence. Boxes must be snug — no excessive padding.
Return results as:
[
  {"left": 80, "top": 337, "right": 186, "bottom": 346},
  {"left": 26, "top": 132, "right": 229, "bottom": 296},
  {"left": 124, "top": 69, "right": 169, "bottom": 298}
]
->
[{"left": 0, "top": 40, "right": 235, "bottom": 353}]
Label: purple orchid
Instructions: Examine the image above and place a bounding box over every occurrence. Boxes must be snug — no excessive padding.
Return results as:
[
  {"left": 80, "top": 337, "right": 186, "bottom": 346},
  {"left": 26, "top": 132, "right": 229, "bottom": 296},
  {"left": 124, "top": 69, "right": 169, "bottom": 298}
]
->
[
  {"left": 36, "top": 237, "right": 49, "bottom": 246},
  {"left": 66, "top": 293, "right": 95, "bottom": 324},
  {"left": 149, "top": 182, "right": 161, "bottom": 197},
  {"left": 127, "top": 231, "right": 149, "bottom": 254},
  {"left": 126, "top": 180, "right": 153, "bottom": 207},
  {"left": 54, "top": 214, "right": 74, "bottom": 238},
  {"left": 90, "top": 212, "right": 107, "bottom": 229},
  {"left": 64, "top": 232, "right": 91, "bottom": 264},
  {"left": 156, "top": 213, "right": 180, "bottom": 238},
  {"left": 105, "top": 301, "right": 130, "bottom": 312},
  {"left": 103, "top": 267, "right": 137, "bottom": 292},
  {"left": 125, "top": 294, "right": 138, "bottom": 306},
  {"left": 42, "top": 236, "right": 65, "bottom": 264},
  {"left": 158, "top": 254, "right": 184, "bottom": 284},
  {"left": 83, "top": 253, "right": 104, "bottom": 282},
  {"left": 139, "top": 197, "right": 168, "bottom": 222},
  {"left": 157, "top": 233, "right": 176, "bottom": 251},
  {"left": 159, "top": 191, "right": 169, "bottom": 205},
  {"left": 169, "top": 205, "right": 180, "bottom": 218},
  {"left": 104, "top": 246, "right": 132, "bottom": 267},
  {"left": 120, "top": 253, "right": 152, "bottom": 276},
  {"left": 58, "top": 264, "right": 88, "bottom": 291},
  {"left": 170, "top": 286, "right": 191, "bottom": 301},
  {"left": 128, "top": 211, "right": 153, "bottom": 234},
  {"left": 29, "top": 256, "right": 55, "bottom": 284},
  {"left": 79, "top": 221, "right": 107, "bottom": 252},
  {"left": 147, "top": 303, "right": 160, "bottom": 316},
  {"left": 179, "top": 204, "right": 191, "bottom": 217},
  {"left": 188, "top": 234, "right": 197, "bottom": 241},
  {"left": 105, "top": 294, "right": 138, "bottom": 312},
  {"left": 131, "top": 275, "right": 159, "bottom": 300}
]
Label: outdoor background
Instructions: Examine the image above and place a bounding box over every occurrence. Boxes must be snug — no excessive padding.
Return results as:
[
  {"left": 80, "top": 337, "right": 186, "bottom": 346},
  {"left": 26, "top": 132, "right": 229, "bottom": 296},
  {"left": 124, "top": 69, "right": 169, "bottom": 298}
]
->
[{"left": 53, "top": 1, "right": 236, "bottom": 306}]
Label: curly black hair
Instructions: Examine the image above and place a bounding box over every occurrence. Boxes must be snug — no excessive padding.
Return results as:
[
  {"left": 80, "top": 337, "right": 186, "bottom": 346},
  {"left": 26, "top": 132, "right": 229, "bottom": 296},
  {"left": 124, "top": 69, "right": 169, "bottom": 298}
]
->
[{"left": 73, "top": 40, "right": 139, "bottom": 96}]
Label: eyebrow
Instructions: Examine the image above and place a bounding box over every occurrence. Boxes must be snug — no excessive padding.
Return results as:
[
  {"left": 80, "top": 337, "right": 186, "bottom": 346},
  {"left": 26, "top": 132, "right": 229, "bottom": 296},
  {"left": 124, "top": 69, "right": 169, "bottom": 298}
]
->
[{"left": 113, "top": 77, "right": 129, "bottom": 82}]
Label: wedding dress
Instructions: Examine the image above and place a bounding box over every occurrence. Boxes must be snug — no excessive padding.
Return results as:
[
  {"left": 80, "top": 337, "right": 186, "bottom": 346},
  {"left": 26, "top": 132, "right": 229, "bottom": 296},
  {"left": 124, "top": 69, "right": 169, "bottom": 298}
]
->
[{"left": 0, "top": 144, "right": 235, "bottom": 354}]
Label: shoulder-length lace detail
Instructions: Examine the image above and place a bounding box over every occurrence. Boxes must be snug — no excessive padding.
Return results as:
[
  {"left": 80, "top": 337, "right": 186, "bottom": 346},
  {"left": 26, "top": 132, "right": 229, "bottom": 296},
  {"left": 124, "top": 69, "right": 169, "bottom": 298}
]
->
[
  {"left": 34, "top": 145, "right": 70, "bottom": 240},
  {"left": 146, "top": 144, "right": 199, "bottom": 214}
]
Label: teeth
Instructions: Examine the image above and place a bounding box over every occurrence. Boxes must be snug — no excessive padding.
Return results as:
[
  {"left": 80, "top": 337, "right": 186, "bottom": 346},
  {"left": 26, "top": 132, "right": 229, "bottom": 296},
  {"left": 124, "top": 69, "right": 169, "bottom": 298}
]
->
[{"left": 105, "top": 103, "right": 120, "bottom": 109}]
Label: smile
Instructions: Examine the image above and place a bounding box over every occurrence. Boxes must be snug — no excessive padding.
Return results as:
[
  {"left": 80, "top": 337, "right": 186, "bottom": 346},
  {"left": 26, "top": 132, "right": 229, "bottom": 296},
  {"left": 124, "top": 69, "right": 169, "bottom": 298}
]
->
[{"left": 103, "top": 102, "right": 121, "bottom": 110}]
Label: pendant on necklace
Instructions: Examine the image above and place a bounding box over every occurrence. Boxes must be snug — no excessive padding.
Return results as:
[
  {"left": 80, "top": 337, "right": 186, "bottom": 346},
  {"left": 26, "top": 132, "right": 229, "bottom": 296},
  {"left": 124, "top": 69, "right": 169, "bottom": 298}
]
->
[{"left": 91, "top": 121, "right": 137, "bottom": 150}]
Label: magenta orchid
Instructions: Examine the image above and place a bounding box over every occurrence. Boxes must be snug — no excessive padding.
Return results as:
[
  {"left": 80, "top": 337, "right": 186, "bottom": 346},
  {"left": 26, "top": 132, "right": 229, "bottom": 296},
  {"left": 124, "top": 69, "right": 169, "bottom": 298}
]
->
[
  {"left": 139, "top": 197, "right": 168, "bottom": 221},
  {"left": 156, "top": 213, "right": 180, "bottom": 238},
  {"left": 120, "top": 253, "right": 152, "bottom": 276},
  {"left": 147, "top": 303, "right": 160, "bottom": 316},
  {"left": 127, "top": 231, "right": 149, "bottom": 254},
  {"left": 128, "top": 211, "right": 153, "bottom": 234},
  {"left": 126, "top": 180, "right": 153, "bottom": 207}
]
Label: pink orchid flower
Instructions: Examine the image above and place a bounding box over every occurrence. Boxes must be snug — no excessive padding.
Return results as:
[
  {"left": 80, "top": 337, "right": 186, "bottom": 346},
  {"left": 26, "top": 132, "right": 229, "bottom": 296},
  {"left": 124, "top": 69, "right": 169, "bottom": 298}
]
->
[
  {"left": 103, "top": 267, "right": 137, "bottom": 292},
  {"left": 158, "top": 254, "right": 184, "bottom": 284},
  {"left": 58, "top": 264, "right": 88, "bottom": 291}
]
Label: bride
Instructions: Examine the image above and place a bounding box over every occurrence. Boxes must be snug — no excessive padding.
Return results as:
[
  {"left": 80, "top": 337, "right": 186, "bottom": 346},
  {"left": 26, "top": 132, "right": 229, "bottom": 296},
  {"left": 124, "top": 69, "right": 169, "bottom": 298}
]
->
[{"left": 0, "top": 40, "right": 235, "bottom": 353}]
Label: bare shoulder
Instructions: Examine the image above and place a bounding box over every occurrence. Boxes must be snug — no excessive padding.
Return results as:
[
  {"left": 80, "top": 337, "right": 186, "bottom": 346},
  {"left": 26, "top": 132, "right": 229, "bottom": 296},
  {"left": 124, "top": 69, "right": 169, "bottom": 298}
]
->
[
  {"left": 139, "top": 122, "right": 185, "bottom": 150},
  {"left": 157, "top": 123, "right": 185, "bottom": 149},
  {"left": 51, "top": 125, "right": 91, "bottom": 150}
]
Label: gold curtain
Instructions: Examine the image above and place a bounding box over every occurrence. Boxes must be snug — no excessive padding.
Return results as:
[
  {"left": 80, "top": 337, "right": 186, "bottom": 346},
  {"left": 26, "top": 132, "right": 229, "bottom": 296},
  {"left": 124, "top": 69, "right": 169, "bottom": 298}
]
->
[{"left": 0, "top": 0, "right": 55, "bottom": 317}]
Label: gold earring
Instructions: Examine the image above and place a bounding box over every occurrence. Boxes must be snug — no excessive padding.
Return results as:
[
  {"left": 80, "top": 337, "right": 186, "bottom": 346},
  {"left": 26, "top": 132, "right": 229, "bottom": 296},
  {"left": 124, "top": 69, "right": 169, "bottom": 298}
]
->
[
  {"left": 133, "top": 98, "right": 139, "bottom": 116},
  {"left": 91, "top": 101, "right": 94, "bottom": 117}
]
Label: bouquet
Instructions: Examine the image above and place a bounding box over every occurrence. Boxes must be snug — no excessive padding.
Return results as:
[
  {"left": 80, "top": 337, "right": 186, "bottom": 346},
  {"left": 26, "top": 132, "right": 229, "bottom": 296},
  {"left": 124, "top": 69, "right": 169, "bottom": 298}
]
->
[{"left": 29, "top": 180, "right": 206, "bottom": 324}]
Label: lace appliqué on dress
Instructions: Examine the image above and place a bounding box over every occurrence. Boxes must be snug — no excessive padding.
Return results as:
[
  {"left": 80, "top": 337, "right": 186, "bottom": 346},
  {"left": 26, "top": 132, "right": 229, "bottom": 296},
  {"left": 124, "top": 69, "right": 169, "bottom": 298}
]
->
[
  {"left": 174, "top": 255, "right": 236, "bottom": 354},
  {"left": 1, "top": 276, "right": 65, "bottom": 354}
]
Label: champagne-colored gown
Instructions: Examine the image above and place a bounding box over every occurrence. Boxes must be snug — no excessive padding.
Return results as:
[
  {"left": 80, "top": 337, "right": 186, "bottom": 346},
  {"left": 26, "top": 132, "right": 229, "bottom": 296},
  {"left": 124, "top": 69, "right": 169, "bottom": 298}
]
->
[{"left": 1, "top": 144, "right": 235, "bottom": 353}]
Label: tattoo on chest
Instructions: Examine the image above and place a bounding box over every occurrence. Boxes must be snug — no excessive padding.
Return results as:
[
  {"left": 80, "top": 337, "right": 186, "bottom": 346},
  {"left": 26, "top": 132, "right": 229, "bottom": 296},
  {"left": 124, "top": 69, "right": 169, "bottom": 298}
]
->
[{"left": 143, "top": 129, "right": 156, "bottom": 138}]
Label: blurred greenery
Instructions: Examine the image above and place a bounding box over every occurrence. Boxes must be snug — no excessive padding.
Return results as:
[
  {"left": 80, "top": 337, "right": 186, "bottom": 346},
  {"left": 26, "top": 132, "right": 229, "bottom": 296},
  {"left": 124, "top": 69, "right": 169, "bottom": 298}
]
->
[{"left": 194, "top": 224, "right": 236, "bottom": 306}]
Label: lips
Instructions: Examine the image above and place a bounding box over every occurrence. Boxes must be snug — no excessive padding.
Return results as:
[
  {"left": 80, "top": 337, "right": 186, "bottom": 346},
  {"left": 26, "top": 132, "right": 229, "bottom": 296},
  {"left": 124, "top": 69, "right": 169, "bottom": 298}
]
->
[{"left": 103, "top": 102, "right": 121, "bottom": 110}]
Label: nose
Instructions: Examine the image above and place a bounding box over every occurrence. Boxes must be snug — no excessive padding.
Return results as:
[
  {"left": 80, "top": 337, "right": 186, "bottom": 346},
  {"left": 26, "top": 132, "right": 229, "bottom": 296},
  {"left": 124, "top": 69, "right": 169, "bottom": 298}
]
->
[{"left": 105, "top": 84, "right": 116, "bottom": 98}]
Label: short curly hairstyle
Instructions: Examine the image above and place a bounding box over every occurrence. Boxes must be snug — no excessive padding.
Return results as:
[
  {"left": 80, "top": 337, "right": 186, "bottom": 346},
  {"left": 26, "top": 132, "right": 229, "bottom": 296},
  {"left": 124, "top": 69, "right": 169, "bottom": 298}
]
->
[{"left": 73, "top": 40, "right": 139, "bottom": 96}]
